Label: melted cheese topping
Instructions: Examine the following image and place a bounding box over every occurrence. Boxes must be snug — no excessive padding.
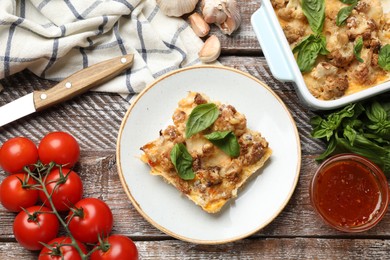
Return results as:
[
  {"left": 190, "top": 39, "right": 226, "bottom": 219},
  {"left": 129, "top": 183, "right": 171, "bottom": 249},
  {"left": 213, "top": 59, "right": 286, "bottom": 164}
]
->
[
  {"left": 272, "top": 0, "right": 390, "bottom": 100},
  {"left": 141, "top": 92, "right": 272, "bottom": 213}
]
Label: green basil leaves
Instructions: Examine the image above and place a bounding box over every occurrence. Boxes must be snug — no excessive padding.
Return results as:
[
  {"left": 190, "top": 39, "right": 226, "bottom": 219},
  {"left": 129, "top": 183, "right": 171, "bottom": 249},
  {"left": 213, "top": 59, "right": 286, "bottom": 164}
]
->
[
  {"left": 205, "top": 131, "right": 240, "bottom": 157},
  {"left": 302, "top": 0, "right": 325, "bottom": 34},
  {"left": 336, "top": 3, "right": 357, "bottom": 26},
  {"left": 171, "top": 101, "right": 245, "bottom": 180},
  {"left": 310, "top": 99, "right": 390, "bottom": 175},
  {"left": 353, "top": 37, "right": 364, "bottom": 63},
  {"left": 379, "top": 44, "right": 390, "bottom": 71},
  {"left": 295, "top": 0, "right": 327, "bottom": 73},
  {"left": 185, "top": 103, "right": 219, "bottom": 138},
  {"left": 170, "top": 143, "right": 195, "bottom": 180},
  {"left": 293, "top": 34, "right": 329, "bottom": 73}
]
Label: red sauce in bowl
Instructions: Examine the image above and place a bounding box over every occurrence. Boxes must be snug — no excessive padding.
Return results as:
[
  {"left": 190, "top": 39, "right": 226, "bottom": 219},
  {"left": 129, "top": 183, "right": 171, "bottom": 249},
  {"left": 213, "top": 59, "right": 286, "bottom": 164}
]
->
[{"left": 310, "top": 154, "right": 389, "bottom": 232}]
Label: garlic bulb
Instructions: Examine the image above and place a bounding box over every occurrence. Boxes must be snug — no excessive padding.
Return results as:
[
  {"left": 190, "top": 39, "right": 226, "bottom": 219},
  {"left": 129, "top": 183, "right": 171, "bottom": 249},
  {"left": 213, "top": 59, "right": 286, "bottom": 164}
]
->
[
  {"left": 188, "top": 13, "right": 210, "bottom": 37},
  {"left": 156, "top": 0, "right": 199, "bottom": 17},
  {"left": 201, "top": 0, "right": 227, "bottom": 24},
  {"left": 198, "top": 35, "right": 221, "bottom": 63},
  {"left": 201, "top": 0, "right": 241, "bottom": 35}
]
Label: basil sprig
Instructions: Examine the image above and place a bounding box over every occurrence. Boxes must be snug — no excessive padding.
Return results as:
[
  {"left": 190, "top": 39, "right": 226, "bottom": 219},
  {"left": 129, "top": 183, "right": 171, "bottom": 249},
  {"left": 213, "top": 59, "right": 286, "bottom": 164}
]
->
[
  {"left": 204, "top": 131, "right": 240, "bottom": 157},
  {"left": 170, "top": 143, "right": 195, "bottom": 180},
  {"left": 353, "top": 37, "right": 364, "bottom": 63},
  {"left": 293, "top": 34, "right": 329, "bottom": 73},
  {"left": 378, "top": 44, "right": 390, "bottom": 71},
  {"left": 185, "top": 103, "right": 219, "bottom": 138},
  {"left": 336, "top": 1, "right": 358, "bottom": 26},
  {"left": 302, "top": 0, "right": 325, "bottom": 34}
]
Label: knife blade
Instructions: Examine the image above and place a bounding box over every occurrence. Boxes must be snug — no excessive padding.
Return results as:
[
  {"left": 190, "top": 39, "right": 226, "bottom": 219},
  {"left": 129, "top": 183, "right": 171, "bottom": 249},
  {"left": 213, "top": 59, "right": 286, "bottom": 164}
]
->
[{"left": 0, "top": 54, "right": 134, "bottom": 127}]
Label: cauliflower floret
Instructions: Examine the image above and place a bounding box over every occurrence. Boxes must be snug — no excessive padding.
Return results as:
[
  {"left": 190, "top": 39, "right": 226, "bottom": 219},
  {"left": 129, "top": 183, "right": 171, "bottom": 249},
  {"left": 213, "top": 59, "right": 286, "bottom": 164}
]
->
[
  {"left": 327, "top": 42, "right": 355, "bottom": 68},
  {"left": 276, "top": 0, "right": 305, "bottom": 21},
  {"left": 311, "top": 62, "right": 338, "bottom": 79},
  {"left": 308, "top": 62, "right": 349, "bottom": 100},
  {"left": 271, "top": 0, "right": 287, "bottom": 9},
  {"left": 312, "top": 75, "right": 349, "bottom": 100},
  {"left": 283, "top": 24, "right": 306, "bottom": 44},
  {"left": 350, "top": 48, "right": 381, "bottom": 84},
  {"left": 346, "top": 8, "right": 380, "bottom": 41}
]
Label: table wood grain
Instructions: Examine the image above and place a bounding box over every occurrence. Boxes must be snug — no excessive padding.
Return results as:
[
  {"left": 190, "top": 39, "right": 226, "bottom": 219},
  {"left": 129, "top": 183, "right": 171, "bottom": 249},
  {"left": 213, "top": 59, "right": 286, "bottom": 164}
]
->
[{"left": 1, "top": 1, "right": 390, "bottom": 259}]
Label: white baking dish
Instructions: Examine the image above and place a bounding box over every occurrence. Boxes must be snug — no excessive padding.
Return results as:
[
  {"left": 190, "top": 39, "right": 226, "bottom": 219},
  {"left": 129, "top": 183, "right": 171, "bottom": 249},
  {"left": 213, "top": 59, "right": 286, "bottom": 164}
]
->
[{"left": 251, "top": 0, "right": 390, "bottom": 110}]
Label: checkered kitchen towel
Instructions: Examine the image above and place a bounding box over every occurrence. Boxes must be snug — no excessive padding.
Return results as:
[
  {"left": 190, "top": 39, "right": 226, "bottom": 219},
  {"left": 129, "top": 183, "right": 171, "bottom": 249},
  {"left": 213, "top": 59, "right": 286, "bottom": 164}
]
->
[{"left": 0, "top": 0, "right": 205, "bottom": 101}]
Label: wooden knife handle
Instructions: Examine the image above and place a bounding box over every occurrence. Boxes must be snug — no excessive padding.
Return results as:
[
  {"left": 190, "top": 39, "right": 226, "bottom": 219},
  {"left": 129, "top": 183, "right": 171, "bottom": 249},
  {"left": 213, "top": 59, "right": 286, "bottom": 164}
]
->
[{"left": 33, "top": 54, "right": 134, "bottom": 111}]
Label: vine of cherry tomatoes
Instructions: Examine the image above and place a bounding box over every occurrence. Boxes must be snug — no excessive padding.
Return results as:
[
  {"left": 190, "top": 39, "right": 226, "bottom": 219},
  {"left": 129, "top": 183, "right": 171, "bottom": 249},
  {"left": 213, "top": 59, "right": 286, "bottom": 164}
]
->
[{"left": 0, "top": 132, "right": 138, "bottom": 260}]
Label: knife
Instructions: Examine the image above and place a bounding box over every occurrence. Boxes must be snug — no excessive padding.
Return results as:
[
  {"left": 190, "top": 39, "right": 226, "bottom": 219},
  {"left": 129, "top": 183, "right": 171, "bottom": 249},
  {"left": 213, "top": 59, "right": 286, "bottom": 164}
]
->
[{"left": 0, "top": 54, "right": 134, "bottom": 127}]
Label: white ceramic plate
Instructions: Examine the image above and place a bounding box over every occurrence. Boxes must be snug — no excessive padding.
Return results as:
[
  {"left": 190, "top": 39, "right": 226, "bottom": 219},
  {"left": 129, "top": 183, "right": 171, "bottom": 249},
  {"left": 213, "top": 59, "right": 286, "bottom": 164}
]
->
[{"left": 116, "top": 66, "right": 301, "bottom": 244}]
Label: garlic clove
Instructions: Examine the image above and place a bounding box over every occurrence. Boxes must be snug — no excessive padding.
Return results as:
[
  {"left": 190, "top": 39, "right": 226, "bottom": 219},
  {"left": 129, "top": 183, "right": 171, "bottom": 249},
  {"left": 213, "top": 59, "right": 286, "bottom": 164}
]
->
[
  {"left": 201, "top": 0, "right": 227, "bottom": 24},
  {"left": 156, "top": 0, "right": 199, "bottom": 17},
  {"left": 189, "top": 12, "right": 210, "bottom": 37},
  {"left": 198, "top": 35, "right": 221, "bottom": 63}
]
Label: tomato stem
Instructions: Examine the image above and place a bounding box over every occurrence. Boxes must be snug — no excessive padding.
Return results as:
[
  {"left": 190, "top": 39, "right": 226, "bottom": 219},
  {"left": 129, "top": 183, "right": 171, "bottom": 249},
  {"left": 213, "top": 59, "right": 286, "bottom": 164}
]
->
[{"left": 26, "top": 162, "right": 89, "bottom": 260}]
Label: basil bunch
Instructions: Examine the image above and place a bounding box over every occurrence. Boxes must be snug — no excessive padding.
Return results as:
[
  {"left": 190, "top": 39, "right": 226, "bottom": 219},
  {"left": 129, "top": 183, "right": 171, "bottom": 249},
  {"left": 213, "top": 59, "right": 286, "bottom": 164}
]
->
[
  {"left": 310, "top": 99, "right": 390, "bottom": 175},
  {"left": 294, "top": 0, "right": 328, "bottom": 73}
]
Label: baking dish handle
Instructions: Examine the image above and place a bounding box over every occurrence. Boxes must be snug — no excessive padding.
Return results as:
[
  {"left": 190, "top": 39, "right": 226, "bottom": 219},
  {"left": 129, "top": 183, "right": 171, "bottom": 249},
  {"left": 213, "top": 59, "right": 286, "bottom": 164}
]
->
[{"left": 251, "top": 4, "right": 295, "bottom": 82}]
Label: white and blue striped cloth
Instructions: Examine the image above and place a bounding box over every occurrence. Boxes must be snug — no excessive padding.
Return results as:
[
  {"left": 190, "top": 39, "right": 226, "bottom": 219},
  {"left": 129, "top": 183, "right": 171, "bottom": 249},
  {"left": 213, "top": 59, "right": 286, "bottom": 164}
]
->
[{"left": 0, "top": 0, "right": 204, "bottom": 101}]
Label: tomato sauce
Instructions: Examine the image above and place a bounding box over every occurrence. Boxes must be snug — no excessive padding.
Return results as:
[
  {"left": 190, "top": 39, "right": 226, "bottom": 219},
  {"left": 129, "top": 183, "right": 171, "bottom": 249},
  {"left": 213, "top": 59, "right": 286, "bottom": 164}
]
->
[{"left": 313, "top": 160, "right": 383, "bottom": 228}]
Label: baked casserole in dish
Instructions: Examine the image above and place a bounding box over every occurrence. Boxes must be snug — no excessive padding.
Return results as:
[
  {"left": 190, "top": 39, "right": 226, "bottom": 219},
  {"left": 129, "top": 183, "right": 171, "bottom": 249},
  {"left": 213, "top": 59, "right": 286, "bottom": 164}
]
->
[{"left": 251, "top": 0, "right": 390, "bottom": 110}]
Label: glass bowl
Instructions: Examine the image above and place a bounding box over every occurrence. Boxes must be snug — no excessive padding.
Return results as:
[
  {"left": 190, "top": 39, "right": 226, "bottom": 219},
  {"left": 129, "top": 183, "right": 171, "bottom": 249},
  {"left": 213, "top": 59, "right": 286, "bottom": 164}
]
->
[{"left": 310, "top": 153, "right": 389, "bottom": 232}]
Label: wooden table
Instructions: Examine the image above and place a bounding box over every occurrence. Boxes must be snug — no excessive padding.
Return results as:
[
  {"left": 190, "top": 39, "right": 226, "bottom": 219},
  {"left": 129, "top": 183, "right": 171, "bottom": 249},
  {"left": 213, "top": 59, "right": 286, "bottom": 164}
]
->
[{"left": 1, "top": 2, "right": 390, "bottom": 259}]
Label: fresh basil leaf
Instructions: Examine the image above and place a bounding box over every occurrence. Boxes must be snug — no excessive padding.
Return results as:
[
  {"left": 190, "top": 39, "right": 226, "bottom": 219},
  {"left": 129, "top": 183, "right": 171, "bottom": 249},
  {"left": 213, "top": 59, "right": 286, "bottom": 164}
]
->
[
  {"left": 186, "top": 103, "right": 219, "bottom": 138},
  {"left": 294, "top": 34, "right": 329, "bottom": 73},
  {"left": 378, "top": 44, "right": 390, "bottom": 71},
  {"left": 339, "top": 0, "right": 356, "bottom": 3},
  {"left": 170, "top": 143, "right": 195, "bottom": 180},
  {"left": 316, "top": 135, "right": 337, "bottom": 161},
  {"left": 204, "top": 131, "right": 240, "bottom": 157},
  {"left": 353, "top": 37, "right": 364, "bottom": 63},
  {"left": 292, "top": 35, "right": 314, "bottom": 54},
  {"left": 302, "top": 0, "right": 326, "bottom": 34},
  {"left": 366, "top": 101, "right": 387, "bottom": 123},
  {"left": 337, "top": 133, "right": 388, "bottom": 167},
  {"left": 336, "top": 3, "right": 356, "bottom": 26},
  {"left": 339, "top": 0, "right": 358, "bottom": 4},
  {"left": 310, "top": 103, "right": 358, "bottom": 141}
]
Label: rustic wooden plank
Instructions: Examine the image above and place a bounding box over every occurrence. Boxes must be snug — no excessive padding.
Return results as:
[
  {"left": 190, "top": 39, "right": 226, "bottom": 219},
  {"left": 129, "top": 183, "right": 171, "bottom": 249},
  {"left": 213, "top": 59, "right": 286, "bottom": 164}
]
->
[
  {"left": 2, "top": 153, "right": 390, "bottom": 240},
  {"left": 2, "top": 238, "right": 390, "bottom": 260}
]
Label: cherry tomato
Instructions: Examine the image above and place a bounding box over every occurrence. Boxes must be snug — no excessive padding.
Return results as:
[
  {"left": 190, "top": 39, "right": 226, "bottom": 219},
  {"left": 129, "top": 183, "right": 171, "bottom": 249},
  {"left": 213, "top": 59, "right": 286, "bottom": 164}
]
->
[
  {"left": 67, "top": 198, "right": 113, "bottom": 244},
  {"left": 38, "top": 132, "right": 80, "bottom": 167},
  {"left": 13, "top": 206, "right": 60, "bottom": 250},
  {"left": 0, "top": 173, "right": 38, "bottom": 212},
  {"left": 38, "top": 237, "right": 87, "bottom": 260},
  {"left": 90, "top": 235, "right": 138, "bottom": 260},
  {"left": 39, "top": 168, "right": 83, "bottom": 212},
  {"left": 0, "top": 137, "right": 38, "bottom": 173}
]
